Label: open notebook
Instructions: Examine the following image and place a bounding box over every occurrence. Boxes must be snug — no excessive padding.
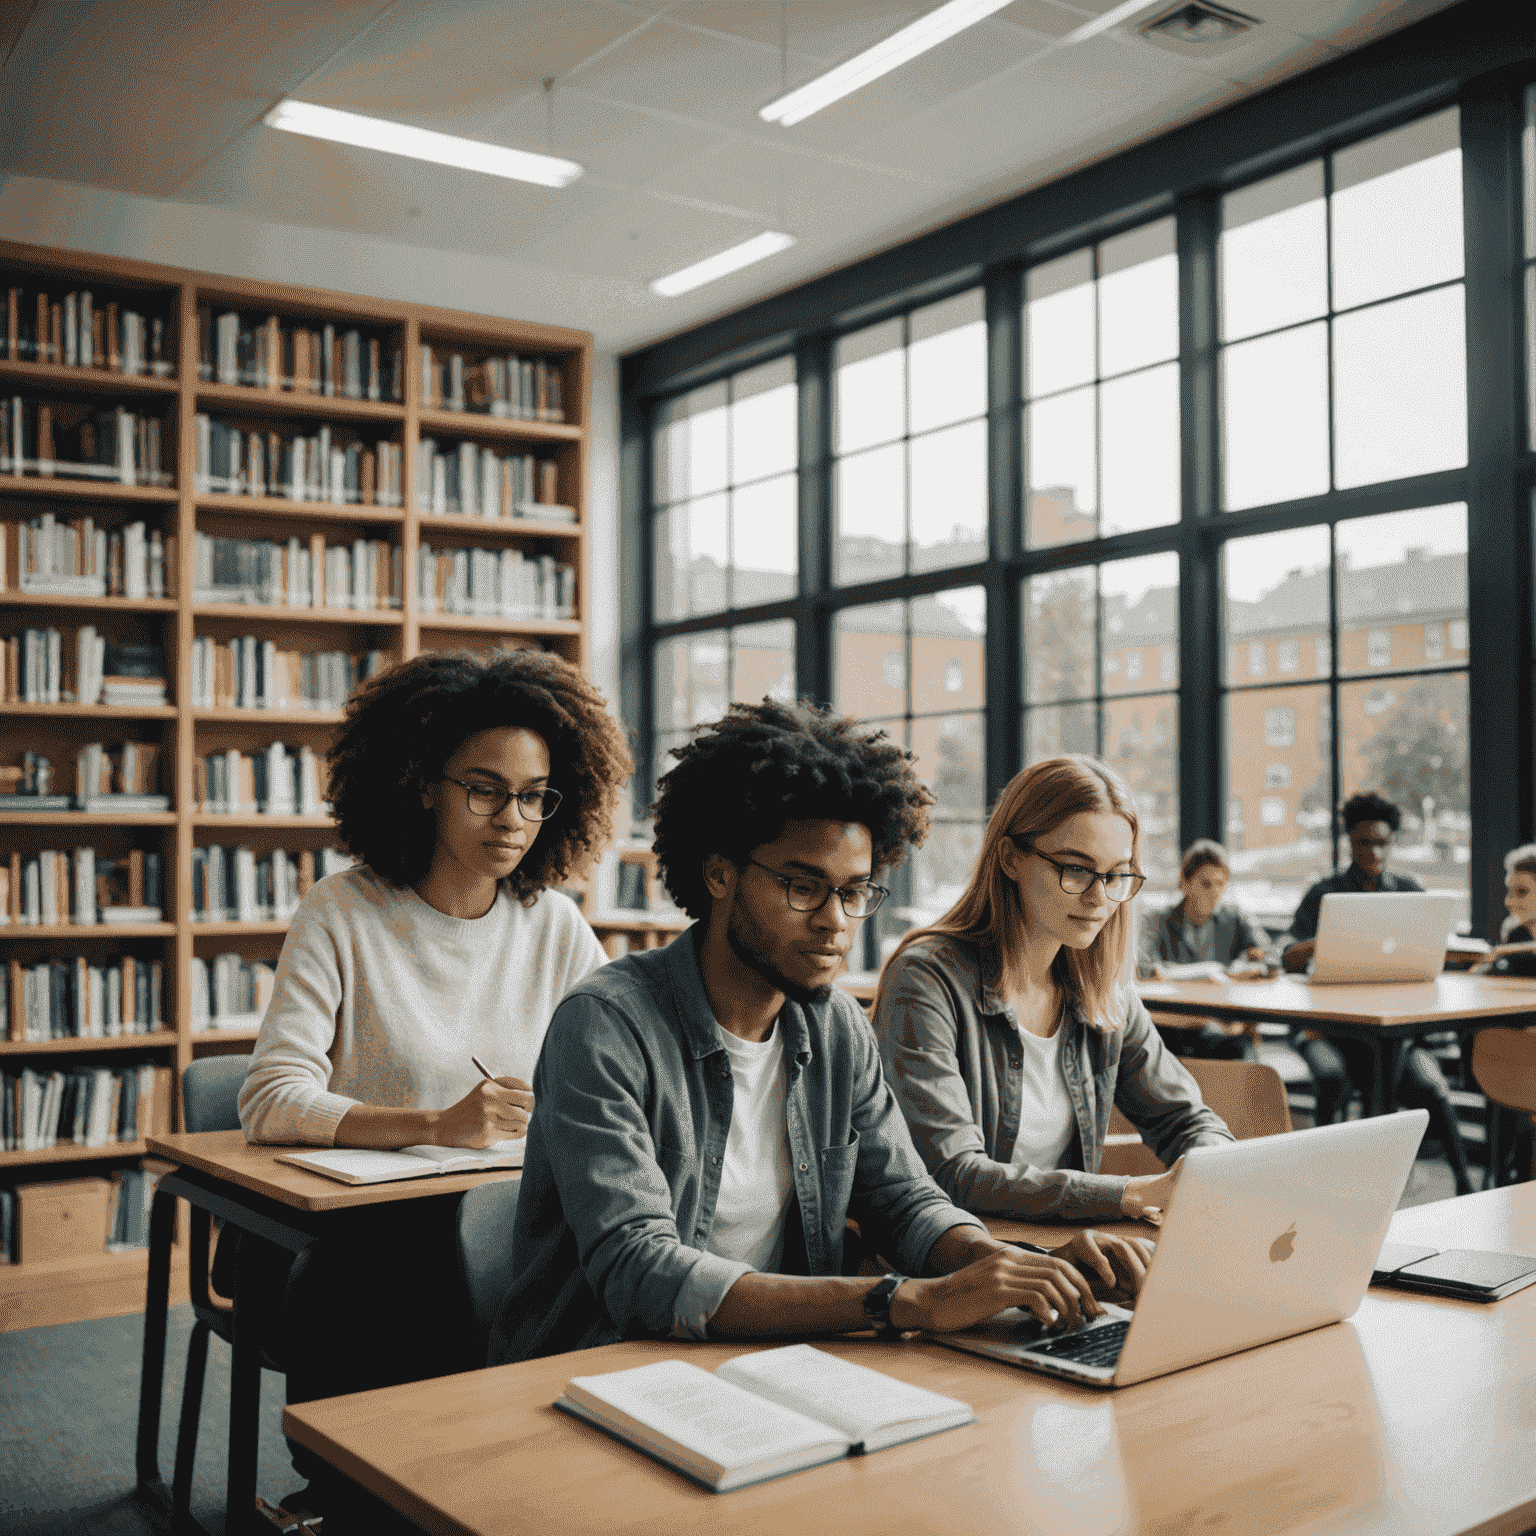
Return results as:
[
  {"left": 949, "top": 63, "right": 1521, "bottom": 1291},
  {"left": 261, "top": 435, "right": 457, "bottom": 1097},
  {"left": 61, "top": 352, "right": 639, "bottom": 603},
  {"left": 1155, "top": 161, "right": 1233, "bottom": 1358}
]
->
[
  {"left": 275, "top": 1138, "right": 524, "bottom": 1185},
  {"left": 556, "top": 1345, "right": 973, "bottom": 1493}
]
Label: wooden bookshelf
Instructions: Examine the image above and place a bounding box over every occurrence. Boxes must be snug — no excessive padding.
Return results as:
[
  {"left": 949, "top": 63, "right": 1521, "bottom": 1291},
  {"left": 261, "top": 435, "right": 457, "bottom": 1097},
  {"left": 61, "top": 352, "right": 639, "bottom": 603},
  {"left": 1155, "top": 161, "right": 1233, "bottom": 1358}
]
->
[{"left": 0, "top": 237, "right": 592, "bottom": 1324}]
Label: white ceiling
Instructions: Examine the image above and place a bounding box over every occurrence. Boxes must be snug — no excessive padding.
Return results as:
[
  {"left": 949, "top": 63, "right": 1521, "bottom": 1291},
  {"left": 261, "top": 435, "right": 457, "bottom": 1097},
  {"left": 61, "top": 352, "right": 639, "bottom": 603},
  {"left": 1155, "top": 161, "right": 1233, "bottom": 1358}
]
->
[{"left": 0, "top": 0, "right": 1459, "bottom": 353}]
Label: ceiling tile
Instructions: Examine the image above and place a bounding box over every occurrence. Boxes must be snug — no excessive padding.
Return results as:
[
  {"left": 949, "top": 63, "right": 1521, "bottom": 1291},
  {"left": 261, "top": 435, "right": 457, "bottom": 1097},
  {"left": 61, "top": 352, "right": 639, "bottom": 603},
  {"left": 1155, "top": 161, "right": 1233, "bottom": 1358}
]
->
[
  {"left": 1126, "top": 17, "right": 1318, "bottom": 78},
  {"left": 1267, "top": 0, "right": 1459, "bottom": 46},
  {"left": 662, "top": 2, "right": 926, "bottom": 61}
]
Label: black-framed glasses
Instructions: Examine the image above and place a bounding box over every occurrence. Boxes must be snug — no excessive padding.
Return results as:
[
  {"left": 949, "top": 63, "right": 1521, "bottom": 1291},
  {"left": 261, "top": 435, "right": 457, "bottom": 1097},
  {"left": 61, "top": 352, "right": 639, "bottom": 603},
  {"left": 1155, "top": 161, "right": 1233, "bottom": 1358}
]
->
[
  {"left": 442, "top": 777, "right": 563, "bottom": 822},
  {"left": 1008, "top": 836, "right": 1144, "bottom": 903},
  {"left": 746, "top": 859, "right": 889, "bottom": 918}
]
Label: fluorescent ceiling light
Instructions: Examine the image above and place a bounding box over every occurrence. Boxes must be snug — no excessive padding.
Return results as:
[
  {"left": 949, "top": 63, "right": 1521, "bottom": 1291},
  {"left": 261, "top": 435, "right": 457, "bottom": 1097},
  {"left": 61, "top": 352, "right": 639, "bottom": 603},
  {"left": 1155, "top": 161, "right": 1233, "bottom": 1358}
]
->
[
  {"left": 264, "top": 99, "right": 583, "bottom": 189},
  {"left": 1061, "top": 0, "right": 1169, "bottom": 46},
  {"left": 651, "top": 232, "right": 797, "bottom": 298},
  {"left": 759, "top": 0, "right": 1015, "bottom": 127}
]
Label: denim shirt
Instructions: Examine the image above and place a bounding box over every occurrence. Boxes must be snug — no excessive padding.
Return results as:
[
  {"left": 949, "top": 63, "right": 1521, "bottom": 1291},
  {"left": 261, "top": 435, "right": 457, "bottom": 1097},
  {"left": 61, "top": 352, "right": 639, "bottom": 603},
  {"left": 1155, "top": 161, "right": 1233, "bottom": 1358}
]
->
[
  {"left": 488, "top": 925, "right": 982, "bottom": 1364},
  {"left": 873, "top": 935, "right": 1234, "bottom": 1221}
]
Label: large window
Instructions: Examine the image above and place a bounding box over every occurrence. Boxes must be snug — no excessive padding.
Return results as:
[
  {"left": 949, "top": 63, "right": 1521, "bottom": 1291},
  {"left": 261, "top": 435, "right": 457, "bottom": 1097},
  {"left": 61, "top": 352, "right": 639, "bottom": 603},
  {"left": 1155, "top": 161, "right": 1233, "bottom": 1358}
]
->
[{"left": 633, "top": 43, "right": 1533, "bottom": 950}]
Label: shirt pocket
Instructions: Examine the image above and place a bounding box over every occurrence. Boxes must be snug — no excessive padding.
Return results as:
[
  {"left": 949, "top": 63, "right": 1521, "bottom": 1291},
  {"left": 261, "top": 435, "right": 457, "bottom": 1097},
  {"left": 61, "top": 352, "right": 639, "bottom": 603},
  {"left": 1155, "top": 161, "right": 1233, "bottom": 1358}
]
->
[{"left": 818, "top": 1131, "right": 860, "bottom": 1220}]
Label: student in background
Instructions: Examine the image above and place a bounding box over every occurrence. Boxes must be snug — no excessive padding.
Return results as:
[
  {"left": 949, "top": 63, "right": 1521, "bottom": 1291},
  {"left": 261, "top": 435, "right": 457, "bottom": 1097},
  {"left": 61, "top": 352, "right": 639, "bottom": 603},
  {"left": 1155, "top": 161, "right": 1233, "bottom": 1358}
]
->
[
  {"left": 872, "top": 755, "right": 1233, "bottom": 1223},
  {"left": 1138, "top": 838, "right": 1268, "bottom": 1061},
  {"left": 1278, "top": 790, "right": 1473, "bottom": 1194},
  {"left": 236, "top": 648, "right": 632, "bottom": 1512},
  {"left": 491, "top": 703, "right": 1153, "bottom": 1366},
  {"left": 1472, "top": 844, "right": 1536, "bottom": 974}
]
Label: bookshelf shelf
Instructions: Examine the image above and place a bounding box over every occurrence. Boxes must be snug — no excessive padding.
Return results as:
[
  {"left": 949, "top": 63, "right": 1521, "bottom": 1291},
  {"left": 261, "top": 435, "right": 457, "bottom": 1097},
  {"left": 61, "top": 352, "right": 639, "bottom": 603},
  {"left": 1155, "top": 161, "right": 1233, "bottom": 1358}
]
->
[
  {"left": 2, "top": 238, "right": 590, "bottom": 1307},
  {"left": 416, "top": 408, "right": 581, "bottom": 445},
  {"left": 418, "top": 613, "right": 581, "bottom": 636},
  {"left": 193, "top": 383, "right": 406, "bottom": 425},
  {"left": 0, "top": 1140, "right": 149, "bottom": 1167},
  {"left": 191, "top": 814, "right": 334, "bottom": 829},
  {"left": 0, "top": 1033, "right": 176, "bottom": 1056},
  {"left": 0, "top": 593, "right": 179, "bottom": 614},
  {"left": 0, "top": 923, "right": 175, "bottom": 940},
  {"left": 0, "top": 358, "right": 179, "bottom": 397},
  {"left": 0, "top": 810, "right": 176, "bottom": 826},
  {"left": 0, "top": 474, "right": 177, "bottom": 505},
  {"left": 194, "top": 494, "right": 405, "bottom": 526},
  {"left": 193, "top": 707, "right": 343, "bottom": 725},
  {"left": 417, "top": 513, "right": 581, "bottom": 540},
  {"left": 191, "top": 601, "right": 403, "bottom": 626},
  {"left": 0, "top": 700, "right": 176, "bottom": 718}
]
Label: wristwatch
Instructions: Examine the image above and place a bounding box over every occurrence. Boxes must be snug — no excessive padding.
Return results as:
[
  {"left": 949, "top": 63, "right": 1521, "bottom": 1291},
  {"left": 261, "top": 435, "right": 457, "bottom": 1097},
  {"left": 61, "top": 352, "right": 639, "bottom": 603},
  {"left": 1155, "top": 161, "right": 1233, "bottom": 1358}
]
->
[{"left": 863, "top": 1272, "right": 907, "bottom": 1339}]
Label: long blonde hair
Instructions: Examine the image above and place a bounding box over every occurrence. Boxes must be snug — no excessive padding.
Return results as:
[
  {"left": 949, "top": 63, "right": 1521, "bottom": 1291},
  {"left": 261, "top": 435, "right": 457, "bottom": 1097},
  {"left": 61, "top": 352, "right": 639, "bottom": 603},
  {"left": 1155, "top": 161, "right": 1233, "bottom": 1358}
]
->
[{"left": 877, "top": 755, "right": 1141, "bottom": 1031}]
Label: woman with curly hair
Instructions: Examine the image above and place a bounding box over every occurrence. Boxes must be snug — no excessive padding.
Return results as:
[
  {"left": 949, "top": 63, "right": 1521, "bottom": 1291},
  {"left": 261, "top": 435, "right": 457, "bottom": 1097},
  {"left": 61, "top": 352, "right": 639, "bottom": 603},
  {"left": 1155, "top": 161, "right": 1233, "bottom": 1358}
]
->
[
  {"left": 234, "top": 646, "right": 630, "bottom": 1513},
  {"left": 871, "top": 755, "right": 1232, "bottom": 1225}
]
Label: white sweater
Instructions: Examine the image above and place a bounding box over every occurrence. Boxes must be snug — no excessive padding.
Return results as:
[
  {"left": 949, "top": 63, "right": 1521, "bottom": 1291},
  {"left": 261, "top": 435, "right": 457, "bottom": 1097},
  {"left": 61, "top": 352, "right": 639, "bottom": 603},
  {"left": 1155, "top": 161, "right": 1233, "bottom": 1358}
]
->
[{"left": 238, "top": 865, "right": 607, "bottom": 1145}]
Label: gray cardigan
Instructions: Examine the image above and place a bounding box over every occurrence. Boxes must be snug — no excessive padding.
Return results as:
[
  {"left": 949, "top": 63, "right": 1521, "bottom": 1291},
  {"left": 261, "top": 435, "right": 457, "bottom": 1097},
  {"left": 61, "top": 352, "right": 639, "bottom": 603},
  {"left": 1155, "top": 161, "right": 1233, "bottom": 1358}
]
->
[{"left": 872, "top": 935, "right": 1234, "bottom": 1221}]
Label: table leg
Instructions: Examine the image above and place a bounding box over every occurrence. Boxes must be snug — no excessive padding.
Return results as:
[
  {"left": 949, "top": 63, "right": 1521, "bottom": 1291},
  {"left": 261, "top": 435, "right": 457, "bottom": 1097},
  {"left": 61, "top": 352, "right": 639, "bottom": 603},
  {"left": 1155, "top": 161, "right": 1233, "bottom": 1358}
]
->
[
  {"left": 135, "top": 1186, "right": 176, "bottom": 1492},
  {"left": 228, "top": 1249, "right": 262, "bottom": 1536}
]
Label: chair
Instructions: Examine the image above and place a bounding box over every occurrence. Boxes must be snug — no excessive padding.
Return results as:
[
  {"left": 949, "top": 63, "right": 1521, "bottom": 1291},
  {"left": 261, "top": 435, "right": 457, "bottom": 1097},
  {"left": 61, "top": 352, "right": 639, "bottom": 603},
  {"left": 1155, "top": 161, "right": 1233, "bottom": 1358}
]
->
[
  {"left": 1470, "top": 1028, "right": 1536, "bottom": 1186},
  {"left": 1101, "top": 1058, "right": 1293, "bottom": 1176},
  {"left": 456, "top": 1179, "right": 521, "bottom": 1362},
  {"left": 172, "top": 1056, "right": 295, "bottom": 1526}
]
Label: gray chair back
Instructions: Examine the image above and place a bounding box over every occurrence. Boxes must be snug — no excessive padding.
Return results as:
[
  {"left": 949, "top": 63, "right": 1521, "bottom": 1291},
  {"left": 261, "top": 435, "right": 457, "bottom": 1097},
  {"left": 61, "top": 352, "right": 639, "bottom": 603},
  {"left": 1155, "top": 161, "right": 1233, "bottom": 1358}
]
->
[
  {"left": 181, "top": 1054, "right": 248, "bottom": 1133},
  {"left": 457, "top": 1180, "right": 521, "bottom": 1342}
]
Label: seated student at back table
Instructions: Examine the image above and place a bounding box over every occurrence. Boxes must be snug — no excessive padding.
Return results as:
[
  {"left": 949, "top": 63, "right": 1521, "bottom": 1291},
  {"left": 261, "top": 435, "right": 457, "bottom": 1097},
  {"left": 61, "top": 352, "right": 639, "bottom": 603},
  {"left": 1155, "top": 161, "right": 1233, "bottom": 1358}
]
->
[
  {"left": 870, "top": 755, "right": 1233, "bottom": 1223},
  {"left": 1278, "top": 790, "right": 1473, "bottom": 1194},
  {"left": 1138, "top": 837, "right": 1268, "bottom": 1062},
  {"left": 235, "top": 647, "right": 631, "bottom": 1501},
  {"left": 489, "top": 701, "right": 1154, "bottom": 1366},
  {"left": 1472, "top": 844, "right": 1536, "bottom": 974}
]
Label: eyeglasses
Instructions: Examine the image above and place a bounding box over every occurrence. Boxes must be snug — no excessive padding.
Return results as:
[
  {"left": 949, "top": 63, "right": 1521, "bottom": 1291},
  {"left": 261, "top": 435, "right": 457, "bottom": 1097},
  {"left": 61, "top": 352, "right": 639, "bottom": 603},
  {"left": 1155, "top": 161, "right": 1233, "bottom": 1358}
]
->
[
  {"left": 1009, "top": 836, "right": 1144, "bottom": 902},
  {"left": 442, "top": 777, "right": 563, "bottom": 822},
  {"left": 746, "top": 858, "right": 889, "bottom": 918}
]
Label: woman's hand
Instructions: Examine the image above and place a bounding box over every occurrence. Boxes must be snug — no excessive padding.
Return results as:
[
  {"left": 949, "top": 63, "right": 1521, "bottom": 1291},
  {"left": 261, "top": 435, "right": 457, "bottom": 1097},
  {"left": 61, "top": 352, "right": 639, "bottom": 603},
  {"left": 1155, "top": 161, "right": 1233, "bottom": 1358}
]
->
[
  {"left": 1048, "top": 1230, "right": 1155, "bottom": 1302},
  {"left": 431, "top": 1076, "right": 534, "bottom": 1148},
  {"left": 1120, "top": 1156, "right": 1183, "bottom": 1226},
  {"left": 890, "top": 1246, "right": 1105, "bottom": 1333},
  {"left": 1281, "top": 939, "right": 1315, "bottom": 973}
]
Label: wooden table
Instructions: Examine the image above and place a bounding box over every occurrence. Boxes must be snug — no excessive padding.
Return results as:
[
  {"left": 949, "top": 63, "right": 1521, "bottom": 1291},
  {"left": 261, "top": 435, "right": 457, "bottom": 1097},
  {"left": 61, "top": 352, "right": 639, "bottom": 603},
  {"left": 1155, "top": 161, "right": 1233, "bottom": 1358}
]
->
[
  {"left": 135, "top": 1131, "right": 521, "bottom": 1536},
  {"left": 1138, "top": 974, "right": 1536, "bottom": 1115},
  {"left": 285, "top": 1184, "right": 1536, "bottom": 1536}
]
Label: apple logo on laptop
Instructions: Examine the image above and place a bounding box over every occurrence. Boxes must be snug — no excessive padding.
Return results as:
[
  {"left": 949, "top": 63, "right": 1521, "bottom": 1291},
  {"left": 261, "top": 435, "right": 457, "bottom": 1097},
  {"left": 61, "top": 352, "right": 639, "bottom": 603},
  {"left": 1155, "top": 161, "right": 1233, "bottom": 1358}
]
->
[
  {"left": 1270, "top": 1223, "right": 1298, "bottom": 1262},
  {"left": 1381, "top": 937, "right": 1398, "bottom": 954}
]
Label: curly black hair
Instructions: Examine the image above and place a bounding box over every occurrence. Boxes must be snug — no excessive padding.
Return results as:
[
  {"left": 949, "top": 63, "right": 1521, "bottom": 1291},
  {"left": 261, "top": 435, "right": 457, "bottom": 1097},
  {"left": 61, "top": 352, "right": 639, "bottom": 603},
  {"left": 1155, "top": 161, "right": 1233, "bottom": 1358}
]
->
[
  {"left": 327, "top": 648, "right": 633, "bottom": 901},
  {"left": 1343, "top": 791, "right": 1402, "bottom": 833},
  {"left": 651, "top": 699, "right": 933, "bottom": 921}
]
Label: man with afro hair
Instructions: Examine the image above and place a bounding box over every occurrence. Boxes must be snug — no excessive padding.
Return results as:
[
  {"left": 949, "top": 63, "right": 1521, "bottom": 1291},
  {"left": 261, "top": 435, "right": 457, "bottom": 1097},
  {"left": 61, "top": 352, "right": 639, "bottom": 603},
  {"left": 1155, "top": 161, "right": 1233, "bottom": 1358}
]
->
[{"left": 490, "top": 700, "right": 1153, "bottom": 1364}]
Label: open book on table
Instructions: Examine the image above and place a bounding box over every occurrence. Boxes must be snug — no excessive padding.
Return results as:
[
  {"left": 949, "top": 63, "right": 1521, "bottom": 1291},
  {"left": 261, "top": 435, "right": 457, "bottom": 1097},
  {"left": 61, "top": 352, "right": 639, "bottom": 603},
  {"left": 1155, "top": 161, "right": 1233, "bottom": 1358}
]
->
[
  {"left": 555, "top": 1344, "right": 973, "bottom": 1493},
  {"left": 274, "top": 1139, "right": 524, "bottom": 1185}
]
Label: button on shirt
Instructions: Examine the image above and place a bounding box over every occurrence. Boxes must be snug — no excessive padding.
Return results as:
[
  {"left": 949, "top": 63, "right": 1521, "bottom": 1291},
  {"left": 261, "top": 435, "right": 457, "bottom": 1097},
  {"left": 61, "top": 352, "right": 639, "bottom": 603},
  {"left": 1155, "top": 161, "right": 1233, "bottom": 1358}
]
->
[{"left": 708, "top": 1024, "right": 793, "bottom": 1273}]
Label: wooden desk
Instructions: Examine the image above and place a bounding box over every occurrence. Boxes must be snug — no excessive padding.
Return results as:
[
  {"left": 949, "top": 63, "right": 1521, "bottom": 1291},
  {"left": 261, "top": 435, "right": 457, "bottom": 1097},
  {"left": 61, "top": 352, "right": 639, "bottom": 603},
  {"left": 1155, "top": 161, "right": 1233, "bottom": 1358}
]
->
[
  {"left": 285, "top": 1184, "right": 1536, "bottom": 1536},
  {"left": 136, "top": 1131, "right": 520, "bottom": 1536},
  {"left": 1139, "top": 975, "right": 1536, "bottom": 1114}
]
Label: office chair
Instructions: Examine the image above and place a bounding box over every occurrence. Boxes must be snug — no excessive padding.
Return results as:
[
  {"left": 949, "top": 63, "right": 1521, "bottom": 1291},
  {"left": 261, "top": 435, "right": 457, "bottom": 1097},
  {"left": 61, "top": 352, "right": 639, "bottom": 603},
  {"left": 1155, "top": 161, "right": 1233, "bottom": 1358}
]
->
[{"left": 456, "top": 1179, "right": 521, "bottom": 1362}]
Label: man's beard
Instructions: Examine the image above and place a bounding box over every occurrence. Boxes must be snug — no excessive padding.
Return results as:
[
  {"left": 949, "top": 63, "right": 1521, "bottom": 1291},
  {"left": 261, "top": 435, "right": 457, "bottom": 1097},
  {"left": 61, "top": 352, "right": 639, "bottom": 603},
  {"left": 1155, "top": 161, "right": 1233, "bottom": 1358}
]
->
[{"left": 725, "top": 895, "right": 833, "bottom": 1007}]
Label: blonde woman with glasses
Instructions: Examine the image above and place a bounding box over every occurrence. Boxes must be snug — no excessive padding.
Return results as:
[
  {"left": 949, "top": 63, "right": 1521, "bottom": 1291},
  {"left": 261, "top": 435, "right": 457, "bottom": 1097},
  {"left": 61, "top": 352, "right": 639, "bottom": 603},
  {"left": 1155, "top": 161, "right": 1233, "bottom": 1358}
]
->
[{"left": 872, "top": 755, "right": 1233, "bottom": 1225}]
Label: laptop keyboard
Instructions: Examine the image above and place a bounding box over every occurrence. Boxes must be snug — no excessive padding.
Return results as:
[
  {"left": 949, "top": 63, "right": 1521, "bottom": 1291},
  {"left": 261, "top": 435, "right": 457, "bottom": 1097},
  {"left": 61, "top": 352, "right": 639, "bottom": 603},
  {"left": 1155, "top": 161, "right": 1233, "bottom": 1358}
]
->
[{"left": 1030, "top": 1319, "right": 1130, "bottom": 1369}]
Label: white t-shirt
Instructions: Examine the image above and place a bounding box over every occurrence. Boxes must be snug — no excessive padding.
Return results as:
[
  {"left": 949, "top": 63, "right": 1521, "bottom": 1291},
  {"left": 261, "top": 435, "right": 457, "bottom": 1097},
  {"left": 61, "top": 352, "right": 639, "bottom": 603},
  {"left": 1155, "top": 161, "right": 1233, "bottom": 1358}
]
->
[
  {"left": 1008, "top": 1016, "right": 1078, "bottom": 1173},
  {"left": 706, "top": 1023, "right": 794, "bottom": 1273}
]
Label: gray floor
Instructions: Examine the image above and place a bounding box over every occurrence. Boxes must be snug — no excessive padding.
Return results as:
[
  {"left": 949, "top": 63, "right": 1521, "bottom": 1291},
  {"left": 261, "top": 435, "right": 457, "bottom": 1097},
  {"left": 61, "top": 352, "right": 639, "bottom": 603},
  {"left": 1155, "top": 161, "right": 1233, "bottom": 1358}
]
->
[{"left": 0, "top": 1149, "right": 1482, "bottom": 1536}]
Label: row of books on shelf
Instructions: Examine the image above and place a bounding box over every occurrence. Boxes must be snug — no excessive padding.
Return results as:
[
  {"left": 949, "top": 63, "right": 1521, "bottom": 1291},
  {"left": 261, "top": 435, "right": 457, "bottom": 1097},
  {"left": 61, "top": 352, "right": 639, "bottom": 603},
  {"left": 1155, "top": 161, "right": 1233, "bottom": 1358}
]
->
[
  {"left": 5, "top": 956, "right": 164, "bottom": 1040},
  {"left": 0, "top": 398, "right": 170, "bottom": 486},
  {"left": 191, "top": 638, "right": 383, "bottom": 711},
  {"left": 1, "top": 847, "right": 164, "bottom": 926},
  {"left": 195, "top": 744, "right": 326, "bottom": 816},
  {"left": 192, "top": 532, "right": 402, "bottom": 611},
  {"left": 2, "top": 630, "right": 167, "bottom": 708},
  {"left": 193, "top": 417, "right": 404, "bottom": 506},
  {"left": 2, "top": 1063, "right": 172, "bottom": 1152},
  {"left": 422, "top": 347, "right": 564, "bottom": 421},
  {"left": 4, "top": 285, "right": 173, "bottom": 378},
  {"left": 0, "top": 1167, "right": 166, "bottom": 1263},
  {"left": 191, "top": 952, "right": 274, "bottom": 1031},
  {"left": 416, "top": 439, "right": 568, "bottom": 520},
  {"left": 418, "top": 544, "right": 576, "bottom": 622},
  {"left": 192, "top": 844, "right": 352, "bottom": 923},
  {"left": 1, "top": 516, "right": 173, "bottom": 598},
  {"left": 199, "top": 309, "right": 402, "bottom": 402}
]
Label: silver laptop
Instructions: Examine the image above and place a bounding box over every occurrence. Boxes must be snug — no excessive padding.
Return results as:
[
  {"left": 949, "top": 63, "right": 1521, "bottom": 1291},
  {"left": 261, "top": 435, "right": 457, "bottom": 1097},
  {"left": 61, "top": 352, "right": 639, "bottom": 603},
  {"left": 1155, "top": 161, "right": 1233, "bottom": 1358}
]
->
[
  {"left": 1310, "top": 891, "right": 1459, "bottom": 984},
  {"left": 935, "top": 1110, "right": 1427, "bottom": 1389}
]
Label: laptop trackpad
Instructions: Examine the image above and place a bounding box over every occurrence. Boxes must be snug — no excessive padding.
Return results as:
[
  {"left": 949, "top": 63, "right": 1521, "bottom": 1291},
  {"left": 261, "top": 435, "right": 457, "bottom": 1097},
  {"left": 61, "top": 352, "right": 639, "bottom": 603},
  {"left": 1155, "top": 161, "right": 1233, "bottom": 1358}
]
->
[{"left": 964, "top": 1303, "right": 1133, "bottom": 1343}]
